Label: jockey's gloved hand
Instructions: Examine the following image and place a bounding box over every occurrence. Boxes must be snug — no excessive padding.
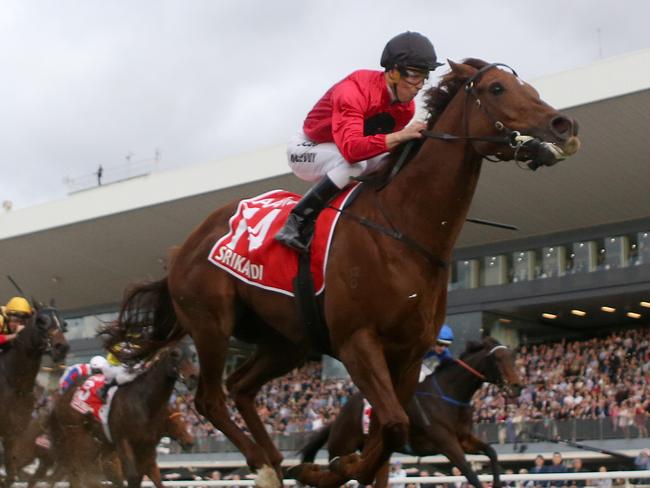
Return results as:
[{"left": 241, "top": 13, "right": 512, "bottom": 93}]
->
[{"left": 15, "top": 325, "right": 25, "bottom": 335}]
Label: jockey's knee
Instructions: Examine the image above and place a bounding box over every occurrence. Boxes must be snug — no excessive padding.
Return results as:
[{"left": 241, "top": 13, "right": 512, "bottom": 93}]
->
[{"left": 327, "top": 161, "right": 366, "bottom": 188}]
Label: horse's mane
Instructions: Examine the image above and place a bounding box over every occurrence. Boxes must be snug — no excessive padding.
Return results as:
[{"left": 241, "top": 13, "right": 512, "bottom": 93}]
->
[
  {"left": 373, "top": 58, "right": 490, "bottom": 182},
  {"left": 435, "top": 336, "right": 497, "bottom": 374},
  {"left": 459, "top": 339, "right": 486, "bottom": 359},
  {"left": 423, "top": 58, "right": 489, "bottom": 130}
]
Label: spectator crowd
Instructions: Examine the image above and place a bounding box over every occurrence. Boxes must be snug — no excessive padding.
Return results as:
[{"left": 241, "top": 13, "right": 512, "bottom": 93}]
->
[{"left": 169, "top": 326, "right": 650, "bottom": 442}]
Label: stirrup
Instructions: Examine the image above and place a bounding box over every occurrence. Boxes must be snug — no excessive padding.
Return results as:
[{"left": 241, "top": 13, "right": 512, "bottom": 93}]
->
[{"left": 275, "top": 215, "right": 311, "bottom": 253}]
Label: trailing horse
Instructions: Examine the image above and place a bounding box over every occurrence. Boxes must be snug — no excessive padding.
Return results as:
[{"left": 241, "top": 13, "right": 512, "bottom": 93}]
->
[
  {"left": 47, "top": 342, "right": 198, "bottom": 488},
  {"left": 299, "top": 336, "right": 523, "bottom": 488},
  {"left": 17, "top": 404, "right": 194, "bottom": 488},
  {"left": 105, "top": 59, "right": 579, "bottom": 488},
  {"left": 0, "top": 304, "right": 68, "bottom": 486}
]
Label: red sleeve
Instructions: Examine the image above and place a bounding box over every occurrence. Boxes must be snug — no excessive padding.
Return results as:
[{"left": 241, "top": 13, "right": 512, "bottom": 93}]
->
[
  {"left": 330, "top": 81, "right": 389, "bottom": 163},
  {"left": 0, "top": 335, "right": 9, "bottom": 345}
]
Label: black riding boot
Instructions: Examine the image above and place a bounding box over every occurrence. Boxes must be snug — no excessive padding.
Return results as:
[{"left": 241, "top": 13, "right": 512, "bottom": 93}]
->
[{"left": 275, "top": 176, "right": 341, "bottom": 253}]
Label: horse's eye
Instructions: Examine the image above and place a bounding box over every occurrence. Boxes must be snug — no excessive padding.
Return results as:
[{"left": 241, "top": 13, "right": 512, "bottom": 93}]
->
[{"left": 489, "top": 82, "right": 504, "bottom": 95}]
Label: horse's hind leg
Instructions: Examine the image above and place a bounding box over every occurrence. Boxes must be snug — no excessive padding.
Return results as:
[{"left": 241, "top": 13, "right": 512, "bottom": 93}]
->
[
  {"left": 176, "top": 304, "right": 279, "bottom": 487},
  {"left": 226, "top": 338, "right": 305, "bottom": 479}
]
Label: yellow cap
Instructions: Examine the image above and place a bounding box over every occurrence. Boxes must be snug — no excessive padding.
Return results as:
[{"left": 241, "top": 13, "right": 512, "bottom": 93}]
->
[
  {"left": 5, "top": 297, "right": 33, "bottom": 316},
  {"left": 106, "top": 351, "right": 121, "bottom": 366}
]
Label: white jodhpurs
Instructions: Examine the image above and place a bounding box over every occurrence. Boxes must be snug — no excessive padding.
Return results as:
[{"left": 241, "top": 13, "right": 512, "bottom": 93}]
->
[
  {"left": 103, "top": 364, "right": 138, "bottom": 385},
  {"left": 287, "top": 130, "right": 391, "bottom": 189}
]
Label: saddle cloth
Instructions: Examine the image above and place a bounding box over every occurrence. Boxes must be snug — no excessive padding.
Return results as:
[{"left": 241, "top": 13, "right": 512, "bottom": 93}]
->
[
  {"left": 70, "top": 374, "right": 118, "bottom": 442},
  {"left": 362, "top": 398, "right": 372, "bottom": 435},
  {"left": 208, "top": 187, "right": 357, "bottom": 296}
]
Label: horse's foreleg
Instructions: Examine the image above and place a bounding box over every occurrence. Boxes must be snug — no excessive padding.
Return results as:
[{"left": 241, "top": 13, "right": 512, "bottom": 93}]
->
[
  {"left": 136, "top": 450, "right": 163, "bottom": 488},
  {"left": 116, "top": 439, "right": 141, "bottom": 488},
  {"left": 26, "top": 456, "right": 53, "bottom": 488},
  {"left": 328, "top": 329, "right": 416, "bottom": 485},
  {"left": 3, "top": 438, "right": 18, "bottom": 486},
  {"left": 461, "top": 435, "right": 501, "bottom": 488},
  {"left": 374, "top": 461, "right": 390, "bottom": 488},
  {"left": 442, "top": 442, "right": 483, "bottom": 488},
  {"left": 226, "top": 340, "right": 304, "bottom": 478}
]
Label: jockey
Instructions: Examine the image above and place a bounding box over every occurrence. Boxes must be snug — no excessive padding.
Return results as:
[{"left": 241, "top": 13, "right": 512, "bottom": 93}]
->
[
  {"left": 0, "top": 297, "right": 31, "bottom": 345},
  {"left": 275, "top": 31, "right": 443, "bottom": 252},
  {"left": 419, "top": 323, "right": 454, "bottom": 381},
  {"left": 103, "top": 347, "right": 138, "bottom": 386},
  {"left": 59, "top": 355, "right": 108, "bottom": 394}
]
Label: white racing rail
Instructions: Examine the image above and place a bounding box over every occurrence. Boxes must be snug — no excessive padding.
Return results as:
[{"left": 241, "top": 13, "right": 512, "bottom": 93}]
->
[{"left": 13, "top": 470, "right": 650, "bottom": 487}]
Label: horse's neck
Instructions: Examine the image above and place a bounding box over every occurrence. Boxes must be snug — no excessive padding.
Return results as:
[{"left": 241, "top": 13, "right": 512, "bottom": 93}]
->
[
  {"left": 382, "top": 105, "right": 483, "bottom": 260},
  {"left": 3, "top": 329, "right": 43, "bottom": 392},
  {"left": 132, "top": 359, "right": 176, "bottom": 416},
  {"left": 433, "top": 362, "right": 483, "bottom": 403}
]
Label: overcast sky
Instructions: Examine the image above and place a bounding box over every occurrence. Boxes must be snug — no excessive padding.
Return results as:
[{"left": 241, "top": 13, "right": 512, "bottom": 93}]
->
[{"left": 1, "top": 0, "right": 649, "bottom": 209}]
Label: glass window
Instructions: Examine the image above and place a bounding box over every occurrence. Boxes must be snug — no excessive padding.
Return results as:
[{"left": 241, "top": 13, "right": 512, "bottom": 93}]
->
[
  {"left": 570, "top": 241, "right": 597, "bottom": 273},
  {"left": 512, "top": 251, "right": 536, "bottom": 282},
  {"left": 456, "top": 259, "right": 479, "bottom": 289},
  {"left": 637, "top": 231, "right": 650, "bottom": 265},
  {"left": 482, "top": 255, "right": 507, "bottom": 286},
  {"left": 64, "top": 312, "right": 117, "bottom": 340},
  {"left": 541, "top": 246, "right": 566, "bottom": 278},
  {"left": 603, "top": 236, "right": 629, "bottom": 269}
]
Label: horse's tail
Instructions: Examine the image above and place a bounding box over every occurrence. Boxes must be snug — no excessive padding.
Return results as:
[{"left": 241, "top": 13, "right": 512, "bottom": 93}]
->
[
  {"left": 102, "top": 278, "right": 185, "bottom": 363},
  {"left": 297, "top": 423, "right": 331, "bottom": 463}
]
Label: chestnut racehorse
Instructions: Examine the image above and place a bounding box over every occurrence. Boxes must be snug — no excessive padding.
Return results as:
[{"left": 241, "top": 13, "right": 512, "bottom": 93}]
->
[
  {"left": 0, "top": 304, "right": 69, "bottom": 486},
  {"left": 105, "top": 59, "right": 580, "bottom": 487}
]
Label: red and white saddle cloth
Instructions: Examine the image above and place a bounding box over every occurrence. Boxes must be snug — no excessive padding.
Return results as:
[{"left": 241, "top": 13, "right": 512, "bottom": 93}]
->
[
  {"left": 208, "top": 187, "right": 357, "bottom": 296},
  {"left": 70, "top": 374, "right": 118, "bottom": 442}
]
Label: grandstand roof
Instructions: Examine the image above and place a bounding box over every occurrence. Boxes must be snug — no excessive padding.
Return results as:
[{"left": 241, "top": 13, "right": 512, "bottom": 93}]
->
[{"left": 1, "top": 49, "right": 649, "bottom": 313}]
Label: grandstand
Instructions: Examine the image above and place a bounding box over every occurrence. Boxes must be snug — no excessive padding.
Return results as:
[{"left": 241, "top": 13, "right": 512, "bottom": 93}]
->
[{"left": 1, "top": 49, "right": 649, "bottom": 483}]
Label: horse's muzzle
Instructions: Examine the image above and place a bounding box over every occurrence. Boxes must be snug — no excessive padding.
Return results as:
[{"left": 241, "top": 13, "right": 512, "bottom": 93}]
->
[{"left": 52, "top": 343, "right": 70, "bottom": 363}]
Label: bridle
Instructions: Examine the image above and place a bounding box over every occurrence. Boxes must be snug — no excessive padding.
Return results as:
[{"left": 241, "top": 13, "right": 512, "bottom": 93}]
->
[
  {"left": 420, "top": 343, "right": 513, "bottom": 408},
  {"left": 421, "top": 62, "right": 565, "bottom": 171},
  {"left": 33, "top": 308, "right": 65, "bottom": 355}
]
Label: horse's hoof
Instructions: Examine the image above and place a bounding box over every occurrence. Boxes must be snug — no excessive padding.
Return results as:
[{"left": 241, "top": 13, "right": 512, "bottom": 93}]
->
[
  {"left": 328, "top": 456, "right": 341, "bottom": 473},
  {"left": 255, "top": 464, "right": 281, "bottom": 488},
  {"left": 329, "top": 453, "right": 360, "bottom": 477},
  {"left": 285, "top": 464, "right": 306, "bottom": 479}
]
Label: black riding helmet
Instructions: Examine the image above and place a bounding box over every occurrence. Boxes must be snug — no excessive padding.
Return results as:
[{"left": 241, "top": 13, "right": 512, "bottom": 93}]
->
[{"left": 380, "top": 31, "right": 444, "bottom": 72}]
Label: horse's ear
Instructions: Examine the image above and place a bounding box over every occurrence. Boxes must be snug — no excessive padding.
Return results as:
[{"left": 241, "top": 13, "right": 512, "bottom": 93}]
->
[
  {"left": 49, "top": 298, "right": 56, "bottom": 307},
  {"left": 31, "top": 297, "right": 42, "bottom": 311},
  {"left": 448, "top": 60, "right": 478, "bottom": 81}
]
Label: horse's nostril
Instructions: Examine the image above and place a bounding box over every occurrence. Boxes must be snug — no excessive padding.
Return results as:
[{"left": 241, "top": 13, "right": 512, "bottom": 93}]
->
[{"left": 550, "top": 115, "right": 573, "bottom": 138}]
